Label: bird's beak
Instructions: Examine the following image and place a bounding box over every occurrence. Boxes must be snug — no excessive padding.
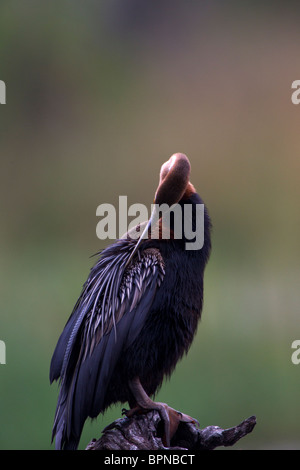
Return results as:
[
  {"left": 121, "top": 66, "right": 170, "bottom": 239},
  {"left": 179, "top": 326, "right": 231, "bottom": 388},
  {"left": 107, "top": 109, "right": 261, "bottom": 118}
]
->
[{"left": 125, "top": 205, "right": 157, "bottom": 267}]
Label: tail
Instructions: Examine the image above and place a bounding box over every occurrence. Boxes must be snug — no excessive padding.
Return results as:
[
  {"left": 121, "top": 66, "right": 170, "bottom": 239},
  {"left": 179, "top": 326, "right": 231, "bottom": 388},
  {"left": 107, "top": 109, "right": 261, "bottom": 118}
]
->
[
  {"left": 53, "top": 419, "right": 80, "bottom": 450},
  {"left": 51, "top": 377, "right": 81, "bottom": 450}
]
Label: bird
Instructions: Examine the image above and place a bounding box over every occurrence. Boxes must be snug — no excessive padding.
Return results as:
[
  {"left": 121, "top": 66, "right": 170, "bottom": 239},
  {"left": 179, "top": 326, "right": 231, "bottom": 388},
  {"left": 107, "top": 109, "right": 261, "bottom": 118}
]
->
[{"left": 50, "top": 152, "right": 212, "bottom": 450}]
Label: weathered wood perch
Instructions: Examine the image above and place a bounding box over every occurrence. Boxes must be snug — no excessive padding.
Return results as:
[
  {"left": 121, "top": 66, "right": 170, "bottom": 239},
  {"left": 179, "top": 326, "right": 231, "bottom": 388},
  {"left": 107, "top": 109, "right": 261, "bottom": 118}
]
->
[{"left": 86, "top": 411, "right": 256, "bottom": 450}]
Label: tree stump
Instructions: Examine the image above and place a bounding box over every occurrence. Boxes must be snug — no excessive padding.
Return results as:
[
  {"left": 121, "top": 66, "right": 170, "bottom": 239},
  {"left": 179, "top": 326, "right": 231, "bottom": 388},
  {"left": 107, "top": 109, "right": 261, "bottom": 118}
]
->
[{"left": 86, "top": 411, "right": 256, "bottom": 450}]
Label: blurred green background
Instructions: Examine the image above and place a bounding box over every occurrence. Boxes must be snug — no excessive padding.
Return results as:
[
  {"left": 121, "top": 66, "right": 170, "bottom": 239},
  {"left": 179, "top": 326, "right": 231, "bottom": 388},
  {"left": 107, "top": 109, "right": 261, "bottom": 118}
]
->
[{"left": 0, "top": 0, "right": 299, "bottom": 450}]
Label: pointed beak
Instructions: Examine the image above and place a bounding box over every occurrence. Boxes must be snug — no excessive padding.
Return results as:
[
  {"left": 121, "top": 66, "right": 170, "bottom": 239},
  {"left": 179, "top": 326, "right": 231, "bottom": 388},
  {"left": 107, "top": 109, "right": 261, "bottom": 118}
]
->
[{"left": 125, "top": 205, "right": 157, "bottom": 267}]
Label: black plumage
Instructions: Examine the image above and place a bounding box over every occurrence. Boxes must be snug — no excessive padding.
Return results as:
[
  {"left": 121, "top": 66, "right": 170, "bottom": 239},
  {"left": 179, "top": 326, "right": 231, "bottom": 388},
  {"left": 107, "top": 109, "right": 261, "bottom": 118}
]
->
[{"left": 50, "top": 153, "right": 211, "bottom": 450}]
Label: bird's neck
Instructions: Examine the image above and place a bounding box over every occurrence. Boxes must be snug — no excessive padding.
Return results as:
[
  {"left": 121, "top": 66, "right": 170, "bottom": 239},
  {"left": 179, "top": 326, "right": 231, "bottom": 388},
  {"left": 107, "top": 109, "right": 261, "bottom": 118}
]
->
[{"left": 182, "top": 182, "right": 196, "bottom": 200}]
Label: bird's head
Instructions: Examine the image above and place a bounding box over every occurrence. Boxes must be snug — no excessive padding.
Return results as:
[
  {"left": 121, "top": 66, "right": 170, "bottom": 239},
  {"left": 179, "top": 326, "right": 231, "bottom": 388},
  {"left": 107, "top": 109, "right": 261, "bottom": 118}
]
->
[
  {"left": 154, "top": 153, "right": 192, "bottom": 206},
  {"left": 126, "top": 153, "right": 194, "bottom": 265}
]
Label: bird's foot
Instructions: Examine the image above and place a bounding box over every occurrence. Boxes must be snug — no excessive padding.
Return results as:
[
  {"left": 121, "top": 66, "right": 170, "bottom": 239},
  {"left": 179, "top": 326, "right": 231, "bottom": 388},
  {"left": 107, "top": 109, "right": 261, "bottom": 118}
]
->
[
  {"left": 157, "top": 403, "right": 199, "bottom": 447},
  {"left": 122, "top": 406, "right": 144, "bottom": 418},
  {"left": 122, "top": 402, "right": 199, "bottom": 447}
]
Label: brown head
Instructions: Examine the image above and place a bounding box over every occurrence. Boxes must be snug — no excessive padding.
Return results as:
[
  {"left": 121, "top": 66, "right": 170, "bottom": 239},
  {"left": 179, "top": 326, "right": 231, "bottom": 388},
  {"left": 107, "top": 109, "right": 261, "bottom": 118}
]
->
[
  {"left": 126, "top": 153, "right": 195, "bottom": 265},
  {"left": 155, "top": 153, "right": 195, "bottom": 206}
]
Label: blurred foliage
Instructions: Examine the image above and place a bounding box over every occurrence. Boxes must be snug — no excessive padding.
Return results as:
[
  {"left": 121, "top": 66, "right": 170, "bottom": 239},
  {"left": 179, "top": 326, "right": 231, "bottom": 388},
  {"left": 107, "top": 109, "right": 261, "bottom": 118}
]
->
[{"left": 0, "top": 1, "right": 300, "bottom": 449}]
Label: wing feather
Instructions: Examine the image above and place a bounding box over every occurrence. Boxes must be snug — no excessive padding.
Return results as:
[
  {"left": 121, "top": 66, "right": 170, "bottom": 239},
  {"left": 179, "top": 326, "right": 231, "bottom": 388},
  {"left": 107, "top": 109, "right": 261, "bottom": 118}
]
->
[{"left": 50, "top": 240, "right": 165, "bottom": 449}]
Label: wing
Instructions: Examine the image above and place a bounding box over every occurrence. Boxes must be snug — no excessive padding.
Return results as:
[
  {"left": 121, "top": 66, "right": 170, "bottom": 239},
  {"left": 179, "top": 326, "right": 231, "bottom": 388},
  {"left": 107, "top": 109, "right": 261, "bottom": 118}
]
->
[{"left": 50, "top": 239, "right": 165, "bottom": 450}]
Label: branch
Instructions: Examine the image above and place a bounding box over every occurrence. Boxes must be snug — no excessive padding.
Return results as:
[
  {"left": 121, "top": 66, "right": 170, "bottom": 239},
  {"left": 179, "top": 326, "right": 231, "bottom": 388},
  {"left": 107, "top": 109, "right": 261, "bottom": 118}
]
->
[{"left": 85, "top": 411, "right": 256, "bottom": 450}]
